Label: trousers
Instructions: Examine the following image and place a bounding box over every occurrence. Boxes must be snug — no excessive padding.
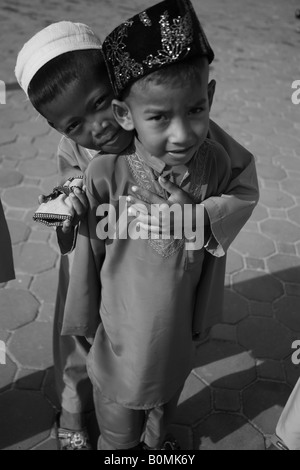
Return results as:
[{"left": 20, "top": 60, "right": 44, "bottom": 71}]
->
[
  {"left": 53, "top": 253, "right": 94, "bottom": 415},
  {"left": 90, "top": 377, "right": 182, "bottom": 450}
]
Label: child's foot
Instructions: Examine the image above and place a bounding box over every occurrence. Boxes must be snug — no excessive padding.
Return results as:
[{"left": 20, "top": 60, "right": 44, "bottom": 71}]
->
[{"left": 53, "top": 412, "right": 92, "bottom": 450}]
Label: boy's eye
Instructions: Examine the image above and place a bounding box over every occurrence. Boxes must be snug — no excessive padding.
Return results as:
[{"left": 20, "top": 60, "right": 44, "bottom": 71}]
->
[
  {"left": 149, "top": 114, "right": 166, "bottom": 122},
  {"left": 94, "top": 94, "right": 110, "bottom": 110},
  {"left": 190, "top": 107, "right": 204, "bottom": 115},
  {"left": 66, "top": 121, "right": 81, "bottom": 134}
]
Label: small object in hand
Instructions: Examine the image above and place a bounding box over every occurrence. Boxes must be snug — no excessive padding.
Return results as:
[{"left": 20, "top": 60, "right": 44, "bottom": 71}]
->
[{"left": 33, "top": 177, "right": 83, "bottom": 227}]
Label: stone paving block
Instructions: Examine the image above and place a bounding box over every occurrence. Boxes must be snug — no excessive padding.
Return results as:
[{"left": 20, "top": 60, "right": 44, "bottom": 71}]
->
[
  {"left": 14, "top": 242, "right": 57, "bottom": 274},
  {"left": 175, "top": 373, "right": 211, "bottom": 425},
  {"left": 0, "top": 390, "right": 55, "bottom": 450},
  {"left": 249, "top": 302, "right": 273, "bottom": 317},
  {"left": 246, "top": 257, "right": 265, "bottom": 270},
  {"left": 285, "top": 283, "right": 300, "bottom": 297},
  {"left": 32, "top": 437, "right": 58, "bottom": 450},
  {"left": 0, "top": 141, "right": 38, "bottom": 160},
  {"left": 0, "top": 129, "right": 17, "bottom": 145},
  {"left": 259, "top": 188, "right": 294, "bottom": 209},
  {"left": 12, "top": 120, "right": 49, "bottom": 138},
  {"left": 0, "top": 288, "right": 39, "bottom": 330},
  {"left": 237, "top": 317, "right": 293, "bottom": 359},
  {"left": 260, "top": 218, "right": 300, "bottom": 244},
  {"left": 0, "top": 168, "right": 23, "bottom": 188},
  {"left": 214, "top": 389, "right": 240, "bottom": 412},
  {"left": 266, "top": 254, "right": 300, "bottom": 284},
  {"left": 232, "top": 270, "right": 284, "bottom": 302},
  {"left": 226, "top": 250, "right": 244, "bottom": 274},
  {"left": 37, "top": 302, "right": 55, "bottom": 323},
  {"left": 288, "top": 205, "right": 300, "bottom": 226},
  {"left": 256, "top": 162, "right": 287, "bottom": 181},
  {"left": 0, "top": 355, "right": 17, "bottom": 391},
  {"left": 274, "top": 155, "right": 300, "bottom": 172},
  {"left": 222, "top": 289, "right": 249, "bottom": 324},
  {"left": 2, "top": 186, "right": 41, "bottom": 209},
  {"left": 6, "top": 274, "right": 33, "bottom": 290},
  {"left": 194, "top": 413, "right": 265, "bottom": 450},
  {"left": 231, "top": 231, "right": 276, "bottom": 259},
  {"left": 277, "top": 242, "right": 297, "bottom": 255},
  {"left": 210, "top": 324, "right": 237, "bottom": 342},
  {"left": 9, "top": 322, "right": 53, "bottom": 369},
  {"left": 18, "top": 158, "right": 57, "bottom": 178},
  {"left": 31, "top": 269, "right": 58, "bottom": 304},
  {"left": 283, "top": 358, "right": 300, "bottom": 388},
  {"left": 243, "top": 381, "right": 292, "bottom": 435},
  {"left": 14, "top": 369, "right": 45, "bottom": 391},
  {"left": 256, "top": 359, "right": 285, "bottom": 382},
  {"left": 193, "top": 340, "right": 256, "bottom": 390},
  {"left": 250, "top": 203, "right": 269, "bottom": 222},
  {"left": 6, "top": 219, "right": 30, "bottom": 244},
  {"left": 281, "top": 178, "right": 300, "bottom": 197},
  {"left": 273, "top": 296, "right": 300, "bottom": 332}
]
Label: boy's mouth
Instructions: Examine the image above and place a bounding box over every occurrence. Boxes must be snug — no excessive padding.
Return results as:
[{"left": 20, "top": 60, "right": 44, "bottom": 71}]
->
[
  {"left": 93, "top": 129, "right": 120, "bottom": 149},
  {"left": 167, "top": 145, "right": 195, "bottom": 157}
]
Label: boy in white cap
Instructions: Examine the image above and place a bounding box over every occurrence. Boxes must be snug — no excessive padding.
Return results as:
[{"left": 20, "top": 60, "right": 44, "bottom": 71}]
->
[
  {"left": 15, "top": 20, "right": 131, "bottom": 450},
  {"left": 15, "top": 8, "right": 259, "bottom": 450},
  {"left": 62, "top": 0, "right": 259, "bottom": 450}
]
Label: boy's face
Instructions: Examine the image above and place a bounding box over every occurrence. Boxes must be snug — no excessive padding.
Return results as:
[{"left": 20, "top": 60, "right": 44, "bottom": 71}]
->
[
  {"left": 114, "top": 61, "right": 214, "bottom": 167},
  {"left": 39, "top": 69, "right": 131, "bottom": 152}
]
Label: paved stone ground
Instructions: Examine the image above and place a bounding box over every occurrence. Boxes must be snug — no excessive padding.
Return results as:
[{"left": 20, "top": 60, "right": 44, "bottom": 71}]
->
[{"left": 0, "top": 0, "right": 300, "bottom": 450}]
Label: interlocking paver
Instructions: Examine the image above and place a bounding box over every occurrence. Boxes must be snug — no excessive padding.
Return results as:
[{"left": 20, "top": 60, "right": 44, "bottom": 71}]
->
[
  {"left": 232, "top": 270, "right": 284, "bottom": 302},
  {"left": 0, "top": 0, "right": 299, "bottom": 451},
  {"left": 266, "top": 254, "right": 300, "bottom": 283},
  {"left": 9, "top": 322, "right": 53, "bottom": 369},
  {"left": 7, "top": 219, "right": 30, "bottom": 244},
  {"left": 260, "top": 218, "right": 300, "bottom": 243},
  {"left": 231, "top": 231, "right": 276, "bottom": 258},
  {"left": 194, "top": 414, "right": 265, "bottom": 450},
  {"left": 13, "top": 242, "right": 57, "bottom": 274},
  {"left": 274, "top": 296, "right": 300, "bottom": 332},
  {"left": 243, "top": 381, "right": 292, "bottom": 434},
  {"left": 0, "top": 390, "right": 54, "bottom": 450},
  {"left": 193, "top": 341, "right": 256, "bottom": 389},
  {"left": 237, "top": 317, "right": 293, "bottom": 359},
  {"left": 0, "top": 168, "right": 23, "bottom": 187},
  {"left": 0, "top": 288, "right": 39, "bottom": 330}
]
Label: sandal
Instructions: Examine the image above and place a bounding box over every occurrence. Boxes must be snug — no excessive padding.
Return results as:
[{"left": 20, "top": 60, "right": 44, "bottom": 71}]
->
[
  {"left": 53, "top": 412, "right": 92, "bottom": 450},
  {"left": 161, "top": 434, "right": 181, "bottom": 450}
]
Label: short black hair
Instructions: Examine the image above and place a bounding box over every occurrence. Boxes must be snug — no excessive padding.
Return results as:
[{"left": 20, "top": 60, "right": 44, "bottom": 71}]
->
[
  {"left": 123, "top": 55, "right": 209, "bottom": 100},
  {"left": 28, "top": 49, "right": 105, "bottom": 112}
]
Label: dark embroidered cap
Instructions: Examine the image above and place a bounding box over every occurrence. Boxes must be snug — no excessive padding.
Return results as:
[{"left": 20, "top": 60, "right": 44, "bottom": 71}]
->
[{"left": 102, "top": 0, "right": 214, "bottom": 97}]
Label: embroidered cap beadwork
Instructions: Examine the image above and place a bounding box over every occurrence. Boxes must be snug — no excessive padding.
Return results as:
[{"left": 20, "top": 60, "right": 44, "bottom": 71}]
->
[{"left": 102, "top": 0, "right": 214, "bottom": 98}]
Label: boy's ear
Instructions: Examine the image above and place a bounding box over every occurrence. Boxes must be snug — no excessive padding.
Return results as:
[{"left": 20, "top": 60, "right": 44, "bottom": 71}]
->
[
  {"left": 208, "top": 79, "right": 216, "bottom": 111},
  {"left": 112, "top": 99, "right": 134, "bottom": 131}
]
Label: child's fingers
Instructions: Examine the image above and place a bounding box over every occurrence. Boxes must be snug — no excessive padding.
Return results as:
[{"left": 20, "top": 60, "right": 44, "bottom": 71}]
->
[
  {"left": 38, "top": 194, "right": 46, "bottom": 204},
  {"left": 61, "top": 219, "right": 72, "bottom": 233},
  {"left": 129, "top": 186, "right": 164, "bottom": 205}
]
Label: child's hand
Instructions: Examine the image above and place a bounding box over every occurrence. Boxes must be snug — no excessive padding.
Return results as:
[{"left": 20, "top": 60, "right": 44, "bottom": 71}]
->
[
  {"left": 127, "top": 176, "right": 195, "bottom": 237},
  {"left": 62, "top": 187, "right": 89, "bottom": 233}
]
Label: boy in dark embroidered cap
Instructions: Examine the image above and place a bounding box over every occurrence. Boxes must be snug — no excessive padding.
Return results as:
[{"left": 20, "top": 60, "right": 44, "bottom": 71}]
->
[{"left": 63, "top": 0, "right": 259, "bottom": 450}]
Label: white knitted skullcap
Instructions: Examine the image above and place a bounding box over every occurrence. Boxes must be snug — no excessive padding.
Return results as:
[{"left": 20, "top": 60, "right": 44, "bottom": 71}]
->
[{"left": 15, "top": 21, "right": 102, "bottom": 95}]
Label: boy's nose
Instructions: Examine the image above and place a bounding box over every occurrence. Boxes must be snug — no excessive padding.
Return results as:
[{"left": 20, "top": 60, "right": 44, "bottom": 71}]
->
[
  {"left": 170, "top": 119, "right": 191, "bottom": 144},
  {"left": 91, "top": 120, "right": 102, "bottom": 138}
]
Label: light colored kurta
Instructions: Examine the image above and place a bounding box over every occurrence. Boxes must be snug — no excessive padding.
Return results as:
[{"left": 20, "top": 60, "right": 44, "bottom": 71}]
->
[
  {"left": 0, "top": 198, "right": 15, "bottom": 283},
  {"left": 62, "top": 137, "right": 241, "bottom": 409}
]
